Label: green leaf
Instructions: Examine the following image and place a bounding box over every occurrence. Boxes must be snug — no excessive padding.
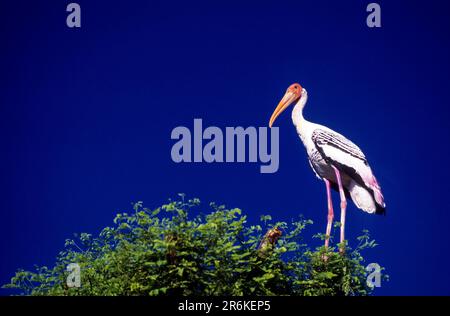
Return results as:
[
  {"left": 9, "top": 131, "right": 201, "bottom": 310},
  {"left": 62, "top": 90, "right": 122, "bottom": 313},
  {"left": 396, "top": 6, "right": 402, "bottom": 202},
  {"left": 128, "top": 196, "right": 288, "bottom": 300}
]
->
[{"left": 3, "top": 196, "right": 385, "bottom": 297}]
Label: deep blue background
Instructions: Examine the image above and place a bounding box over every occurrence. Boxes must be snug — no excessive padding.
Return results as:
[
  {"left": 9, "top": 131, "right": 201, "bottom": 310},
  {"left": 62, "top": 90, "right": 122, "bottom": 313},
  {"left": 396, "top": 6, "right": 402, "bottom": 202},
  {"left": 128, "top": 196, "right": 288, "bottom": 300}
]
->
[{"left": 1, "top": 0, "right": 450, "bottom": 295}]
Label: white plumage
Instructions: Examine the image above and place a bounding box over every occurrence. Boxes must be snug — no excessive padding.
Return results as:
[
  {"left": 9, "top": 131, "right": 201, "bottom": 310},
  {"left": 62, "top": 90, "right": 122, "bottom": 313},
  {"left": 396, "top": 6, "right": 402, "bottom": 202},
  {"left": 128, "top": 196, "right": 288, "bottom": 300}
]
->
[{"left": 269, "top": 83, "right": 385, "bottom": 249}]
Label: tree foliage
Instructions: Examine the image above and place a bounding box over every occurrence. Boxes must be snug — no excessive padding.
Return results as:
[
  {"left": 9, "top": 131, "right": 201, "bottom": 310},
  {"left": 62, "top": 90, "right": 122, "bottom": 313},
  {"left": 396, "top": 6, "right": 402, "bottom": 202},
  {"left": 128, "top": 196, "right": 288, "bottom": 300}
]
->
[{"left": 3, "top": 196, "right": 386, "bottom": 296}]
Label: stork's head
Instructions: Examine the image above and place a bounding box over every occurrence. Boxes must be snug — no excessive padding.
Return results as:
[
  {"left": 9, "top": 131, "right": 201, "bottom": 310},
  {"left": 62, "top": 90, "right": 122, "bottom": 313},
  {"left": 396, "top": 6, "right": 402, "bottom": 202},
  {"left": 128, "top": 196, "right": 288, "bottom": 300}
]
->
[{"left": 269, "top": 83, "right": 304, "bottom": 128}]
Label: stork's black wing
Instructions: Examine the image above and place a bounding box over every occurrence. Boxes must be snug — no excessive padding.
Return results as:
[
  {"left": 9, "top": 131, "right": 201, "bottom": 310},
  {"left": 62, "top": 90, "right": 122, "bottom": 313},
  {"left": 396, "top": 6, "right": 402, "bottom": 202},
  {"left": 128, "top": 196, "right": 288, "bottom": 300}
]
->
[
  {"left": 311, "top": 129, "right": 368, "bottom": 165},
  {"left": 311, "top": 128, "right": 386, "bottom": 215}
]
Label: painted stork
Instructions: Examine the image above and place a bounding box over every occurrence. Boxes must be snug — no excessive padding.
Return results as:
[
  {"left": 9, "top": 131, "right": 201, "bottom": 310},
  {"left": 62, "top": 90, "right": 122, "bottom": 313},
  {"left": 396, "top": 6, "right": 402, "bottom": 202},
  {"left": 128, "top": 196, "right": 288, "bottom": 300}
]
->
[{"left": 269, "top": 83, "right": 385, "bottom": 250}]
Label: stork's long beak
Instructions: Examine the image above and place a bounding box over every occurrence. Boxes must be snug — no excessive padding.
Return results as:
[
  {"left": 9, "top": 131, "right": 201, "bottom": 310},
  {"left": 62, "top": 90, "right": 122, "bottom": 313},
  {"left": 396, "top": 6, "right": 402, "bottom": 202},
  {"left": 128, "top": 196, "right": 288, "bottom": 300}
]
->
[{"left": 269, "top": 91, "right": 298, "bottom": 128}]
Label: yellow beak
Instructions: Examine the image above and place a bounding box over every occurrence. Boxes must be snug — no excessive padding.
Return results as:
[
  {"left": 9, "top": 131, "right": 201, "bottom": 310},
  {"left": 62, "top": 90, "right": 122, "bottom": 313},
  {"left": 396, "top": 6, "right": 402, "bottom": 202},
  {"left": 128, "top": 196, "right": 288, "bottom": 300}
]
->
[{"left": 269, "top": 91, "right": 297, "bottom": 128}]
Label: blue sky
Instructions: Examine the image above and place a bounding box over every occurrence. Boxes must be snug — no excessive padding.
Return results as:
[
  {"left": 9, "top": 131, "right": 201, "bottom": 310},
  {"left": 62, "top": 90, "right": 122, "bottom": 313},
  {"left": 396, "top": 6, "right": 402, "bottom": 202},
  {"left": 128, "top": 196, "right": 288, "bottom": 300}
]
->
[{"left": 1, "top": 0, "right": 450, "bottom": 295}]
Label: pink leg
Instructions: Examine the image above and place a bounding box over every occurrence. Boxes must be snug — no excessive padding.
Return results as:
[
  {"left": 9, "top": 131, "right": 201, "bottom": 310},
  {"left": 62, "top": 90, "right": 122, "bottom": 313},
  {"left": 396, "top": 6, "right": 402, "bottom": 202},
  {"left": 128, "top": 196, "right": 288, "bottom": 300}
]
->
[
  {"left": 324, "top": 179, "right": 334, "bottom": 248},
  {"left": 332, "top": 165, "right": 347, "bottom": 250}
]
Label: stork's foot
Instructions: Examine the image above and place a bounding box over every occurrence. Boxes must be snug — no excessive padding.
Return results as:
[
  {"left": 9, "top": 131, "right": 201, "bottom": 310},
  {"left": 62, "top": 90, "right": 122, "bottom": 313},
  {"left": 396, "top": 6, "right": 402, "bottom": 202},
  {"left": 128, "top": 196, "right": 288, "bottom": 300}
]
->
[
  {"left": 324, "top": 234, "right": 331, "bottom": 248},
  {"left": 322, "top": 241, "right": 332, "bottom": 262},
  {"left": 338, "top": 241, "right": 346, "bottom": 255}
]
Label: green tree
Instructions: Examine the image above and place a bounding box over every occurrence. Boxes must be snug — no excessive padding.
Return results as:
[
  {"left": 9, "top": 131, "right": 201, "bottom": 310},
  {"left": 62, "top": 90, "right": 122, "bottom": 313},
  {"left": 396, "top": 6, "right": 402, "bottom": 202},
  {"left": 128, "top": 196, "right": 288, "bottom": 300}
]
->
[{"left": 3, "top": 196, "right": 386, "bottom": 296}]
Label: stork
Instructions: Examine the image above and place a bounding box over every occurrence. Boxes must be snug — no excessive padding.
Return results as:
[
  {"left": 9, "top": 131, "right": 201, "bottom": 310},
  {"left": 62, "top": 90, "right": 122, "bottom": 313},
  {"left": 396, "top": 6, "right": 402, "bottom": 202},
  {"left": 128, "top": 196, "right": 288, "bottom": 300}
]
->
[{"left": 269, "top": 83, "right": 385, "bottom": 250}]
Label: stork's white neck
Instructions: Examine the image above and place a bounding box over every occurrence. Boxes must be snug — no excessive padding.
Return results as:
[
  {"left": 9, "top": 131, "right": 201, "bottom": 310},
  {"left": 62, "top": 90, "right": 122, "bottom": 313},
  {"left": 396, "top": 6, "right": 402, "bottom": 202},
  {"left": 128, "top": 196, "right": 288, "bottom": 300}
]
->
[{"left": 291, "top": 89, "right": 309, "bottom": 141}]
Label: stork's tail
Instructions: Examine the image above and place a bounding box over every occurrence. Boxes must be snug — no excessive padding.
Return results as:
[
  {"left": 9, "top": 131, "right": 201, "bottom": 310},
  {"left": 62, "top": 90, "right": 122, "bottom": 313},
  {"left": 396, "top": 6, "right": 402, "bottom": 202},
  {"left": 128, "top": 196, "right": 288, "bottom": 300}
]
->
[
  {"left": 371, "top": 176, "right": 386, "bottom": 215},
  {"left": 348, "top": 178, "right": 386, "bottom": 215}
]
